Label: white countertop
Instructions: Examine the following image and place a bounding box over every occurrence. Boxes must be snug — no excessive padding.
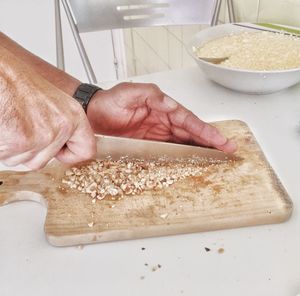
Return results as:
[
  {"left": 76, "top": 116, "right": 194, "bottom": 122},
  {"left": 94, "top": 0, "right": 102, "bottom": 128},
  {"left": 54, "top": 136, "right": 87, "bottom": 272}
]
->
[{"left": 1, "top": 67, "right": 300, "bottom": 296}]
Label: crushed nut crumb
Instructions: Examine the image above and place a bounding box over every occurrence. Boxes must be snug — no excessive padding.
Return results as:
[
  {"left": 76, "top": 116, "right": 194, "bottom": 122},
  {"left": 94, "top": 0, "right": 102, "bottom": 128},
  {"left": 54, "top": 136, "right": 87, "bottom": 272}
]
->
[
  {"left": 151, "top": 264, "right": 161, "bottom": 272},
  {"left": 160, "top": 213, "right": 169, "bottom": 219},
  {"left": 218, "top": 248, "right": 225, "bottom": 254}
]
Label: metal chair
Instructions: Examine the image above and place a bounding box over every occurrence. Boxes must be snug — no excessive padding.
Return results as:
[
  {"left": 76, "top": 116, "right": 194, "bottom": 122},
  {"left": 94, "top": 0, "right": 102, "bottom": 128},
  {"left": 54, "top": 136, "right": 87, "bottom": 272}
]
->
[{"left": 55, "top": 0, "right": 236, "bottom": 83}]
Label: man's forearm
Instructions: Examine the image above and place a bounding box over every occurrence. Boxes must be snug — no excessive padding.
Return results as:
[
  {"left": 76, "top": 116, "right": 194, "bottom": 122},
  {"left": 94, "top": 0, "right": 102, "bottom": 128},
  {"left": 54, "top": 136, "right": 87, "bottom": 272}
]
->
[{"left": 0, "top": 32, "right": 80, "bottom": 96}]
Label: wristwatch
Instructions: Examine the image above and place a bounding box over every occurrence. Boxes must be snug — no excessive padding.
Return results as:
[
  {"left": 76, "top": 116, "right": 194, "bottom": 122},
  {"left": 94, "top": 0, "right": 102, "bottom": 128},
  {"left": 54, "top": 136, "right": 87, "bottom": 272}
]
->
[{"left": 73, "top": 83, "right": 102, "bottom": 113}]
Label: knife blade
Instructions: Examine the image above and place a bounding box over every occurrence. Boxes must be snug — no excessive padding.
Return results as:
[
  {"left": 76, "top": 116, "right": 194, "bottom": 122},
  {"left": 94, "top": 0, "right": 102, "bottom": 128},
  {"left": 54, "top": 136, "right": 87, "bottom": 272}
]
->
[{"left": 95, "top": 134, "right": 239, "bottom": 163}]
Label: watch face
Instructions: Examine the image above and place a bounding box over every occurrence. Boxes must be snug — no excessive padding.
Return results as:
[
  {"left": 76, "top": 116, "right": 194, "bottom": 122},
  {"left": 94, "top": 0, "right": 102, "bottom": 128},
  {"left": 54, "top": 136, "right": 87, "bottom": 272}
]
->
[{"left": 73, "top": 84, "right": 101, "bottom": 113}]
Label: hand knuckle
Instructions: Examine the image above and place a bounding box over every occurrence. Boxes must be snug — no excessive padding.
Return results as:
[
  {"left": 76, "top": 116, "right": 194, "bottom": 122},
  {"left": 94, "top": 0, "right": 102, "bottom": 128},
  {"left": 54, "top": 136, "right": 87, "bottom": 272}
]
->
[
  {"left": 148, "top": 83, "right": 160, "bottom": 92},
  {"left": 58, "top": 118, "right": 74, "bottom": 137},
  {"left": 119, "top": 82, "right": 132, "bottom": 89}
]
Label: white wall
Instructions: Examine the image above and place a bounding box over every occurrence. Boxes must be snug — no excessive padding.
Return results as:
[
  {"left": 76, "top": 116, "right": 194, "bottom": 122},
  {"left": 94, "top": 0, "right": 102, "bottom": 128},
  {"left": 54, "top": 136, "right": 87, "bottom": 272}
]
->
[{"left": 0, "top": 0, "right": 117, "bottom": 83}]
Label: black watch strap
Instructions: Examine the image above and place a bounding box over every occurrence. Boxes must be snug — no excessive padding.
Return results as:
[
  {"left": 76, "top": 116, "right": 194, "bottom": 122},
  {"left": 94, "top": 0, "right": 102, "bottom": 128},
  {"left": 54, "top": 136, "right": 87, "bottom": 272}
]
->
[{"left": 73, "top": 83, "right": 102, "bottom": 113}]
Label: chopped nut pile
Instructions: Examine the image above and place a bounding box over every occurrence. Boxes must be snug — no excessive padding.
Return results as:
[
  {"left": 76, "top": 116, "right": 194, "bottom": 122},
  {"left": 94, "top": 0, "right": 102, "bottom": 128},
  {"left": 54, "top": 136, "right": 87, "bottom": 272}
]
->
[{"left": 62, "top": 156, "right": 218, "bottom": 201}]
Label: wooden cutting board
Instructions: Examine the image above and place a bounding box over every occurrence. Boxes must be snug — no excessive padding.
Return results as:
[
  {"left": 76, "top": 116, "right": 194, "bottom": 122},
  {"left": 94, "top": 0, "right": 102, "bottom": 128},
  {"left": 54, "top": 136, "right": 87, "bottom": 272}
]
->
[{"left": 0, "top": 120, "right": 293, "bottom": 246}]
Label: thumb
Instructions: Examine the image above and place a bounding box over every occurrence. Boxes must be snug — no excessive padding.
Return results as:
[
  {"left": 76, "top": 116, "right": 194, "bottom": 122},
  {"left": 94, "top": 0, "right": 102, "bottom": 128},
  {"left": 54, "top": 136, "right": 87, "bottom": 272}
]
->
[
  {"left": 148, "top": 94, "right": 179, "bottom": 113},
  {"left": 56, "top": 119, "right": 96, "bottom": 164}
]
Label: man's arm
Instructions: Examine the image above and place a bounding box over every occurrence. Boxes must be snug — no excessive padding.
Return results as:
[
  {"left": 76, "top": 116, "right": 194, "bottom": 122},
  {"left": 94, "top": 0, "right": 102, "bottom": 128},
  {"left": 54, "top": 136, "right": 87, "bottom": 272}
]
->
[
  {"left": 0, "top": 32, "right": 80, "bottom": 96},
  {"left": 0, "top": 45, "right": 95, "bottom": 169}
]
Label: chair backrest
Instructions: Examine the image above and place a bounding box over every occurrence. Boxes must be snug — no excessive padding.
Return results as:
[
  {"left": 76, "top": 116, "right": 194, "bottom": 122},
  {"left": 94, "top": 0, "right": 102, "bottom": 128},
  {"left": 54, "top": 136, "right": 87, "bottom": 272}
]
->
[{"left": 67, "top": 0, "right": 218, "bottom": 33}]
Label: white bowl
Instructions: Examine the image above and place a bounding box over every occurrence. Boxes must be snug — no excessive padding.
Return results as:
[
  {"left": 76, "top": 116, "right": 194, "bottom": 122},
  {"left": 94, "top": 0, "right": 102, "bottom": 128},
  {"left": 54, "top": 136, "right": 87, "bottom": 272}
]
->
[{"left": 188, "top": 23, "right": 300, "bottom": 94}]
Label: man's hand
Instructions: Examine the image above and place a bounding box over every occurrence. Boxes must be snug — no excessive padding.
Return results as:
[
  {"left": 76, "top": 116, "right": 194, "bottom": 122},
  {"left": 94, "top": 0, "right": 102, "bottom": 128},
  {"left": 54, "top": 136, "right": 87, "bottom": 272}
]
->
[
  {"left": 87, "top": 82, "right": 236, "bottom": 153},
  {"left": 0, "top": 48, "right": 96, "bottom": 170}
]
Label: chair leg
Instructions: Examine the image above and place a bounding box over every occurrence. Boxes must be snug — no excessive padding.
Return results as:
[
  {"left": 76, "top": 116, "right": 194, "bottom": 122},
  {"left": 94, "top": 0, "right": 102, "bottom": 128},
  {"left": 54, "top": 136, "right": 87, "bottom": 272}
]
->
[
  {"left": 227, "top": 0, "right": 236, "bottom": 23},
  {"left": 61, "top": 0, "right": 97, "bottom": 84},
  {"left": 54, "top": 0, "right": 65, "bottom": 70},
  {"left": 211, "top": 0, "right": 222, "bottom": 26}
]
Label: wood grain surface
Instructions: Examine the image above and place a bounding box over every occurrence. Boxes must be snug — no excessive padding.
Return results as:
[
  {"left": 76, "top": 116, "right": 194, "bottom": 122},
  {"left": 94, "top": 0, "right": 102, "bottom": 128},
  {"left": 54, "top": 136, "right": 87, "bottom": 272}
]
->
[{"left": 0, "top": 120, "right": 293, "bottom": 246}]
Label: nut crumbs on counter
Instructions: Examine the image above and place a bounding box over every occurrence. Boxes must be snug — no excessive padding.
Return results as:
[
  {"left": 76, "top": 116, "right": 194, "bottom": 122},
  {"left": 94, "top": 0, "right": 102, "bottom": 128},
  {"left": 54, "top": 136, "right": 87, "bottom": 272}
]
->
[
  {"left": 151, "top": 264, "right": 162, "bottom": 272},
  {"left": 218, "top": 248, "right": 225, "bottom": 254},
  {"left": 152, "top": 266, "right": 158, "bottom": 272}
]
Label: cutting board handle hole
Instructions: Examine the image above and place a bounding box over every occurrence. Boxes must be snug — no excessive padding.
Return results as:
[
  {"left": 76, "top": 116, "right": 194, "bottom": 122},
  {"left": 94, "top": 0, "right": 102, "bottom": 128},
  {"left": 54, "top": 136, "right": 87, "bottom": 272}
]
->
[{"left": 0, "top": 181, "right": 3, "bottom": 186}]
